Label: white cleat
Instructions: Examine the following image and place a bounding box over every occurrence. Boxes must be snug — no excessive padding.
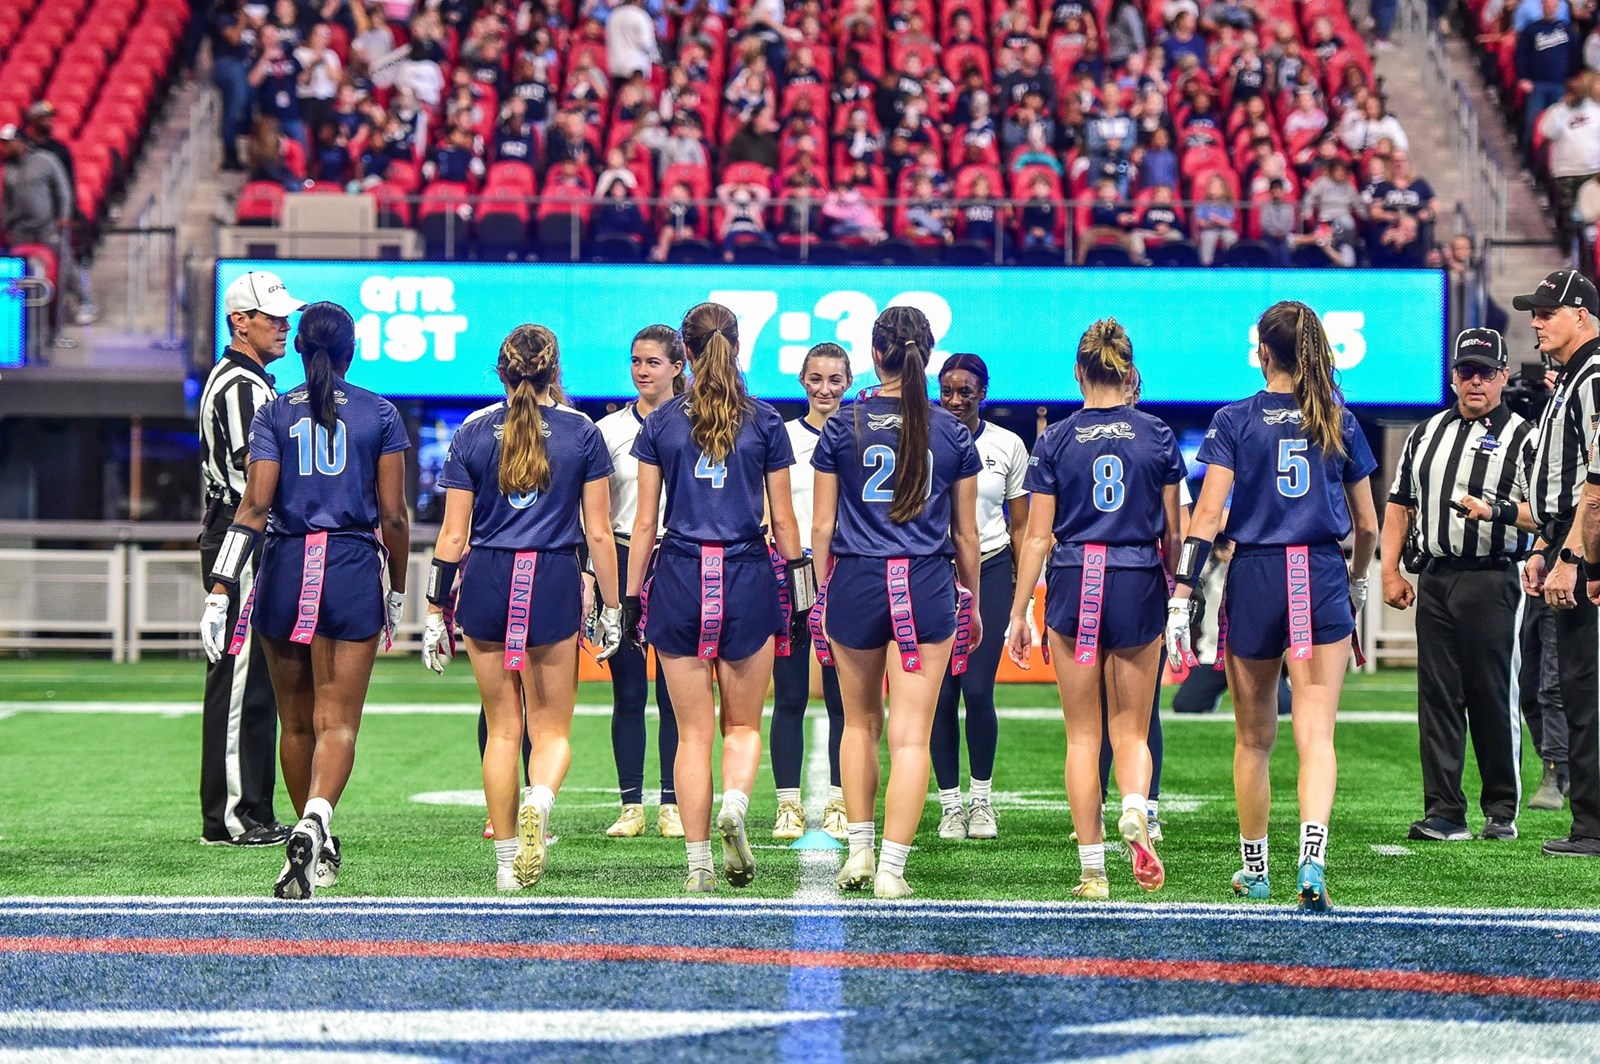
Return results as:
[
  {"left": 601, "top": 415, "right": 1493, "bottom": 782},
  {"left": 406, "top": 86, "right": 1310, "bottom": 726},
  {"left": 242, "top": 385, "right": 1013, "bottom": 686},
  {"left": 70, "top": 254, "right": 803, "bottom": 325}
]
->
[
  {"left": 821, "top": 799, "right": 849, "bottom": 841},
  {"left": 836, "top": 847, "right": 876, "bottom": 891},
  {"left": 685, "top": 868, "right": 717, "bottom": 893},
  {"left": 873, "top": 870, "right": 914, "bottom": 899},
  {"left": 273, "top": 816, "right": 325, "bottom": 901},
  {"left": 966, "top": 800, "right": 998, "bottom": 839},
  {"left": 605, "top": 804, "right": 646, "bottom": 838},
  {"left": 772, "top": 799, "right": 806, "bottom": 840},
  {"left": 496, "top": 865, "right": 520, "bottom": 892},
  {"left": 312, "top": 835, "right": 341, "bottom": 890},
  {"left": 718, "top": 811, "right": 755, "bottom": 887},
  {"left": 938, "top": 805, "right": 969, "bottom": 839},
  {"left": 657, "top": 803, "right": 684, "bottom": 838},
  {"left": 513, "top": 803, "right": 547, "bottom": 888}
]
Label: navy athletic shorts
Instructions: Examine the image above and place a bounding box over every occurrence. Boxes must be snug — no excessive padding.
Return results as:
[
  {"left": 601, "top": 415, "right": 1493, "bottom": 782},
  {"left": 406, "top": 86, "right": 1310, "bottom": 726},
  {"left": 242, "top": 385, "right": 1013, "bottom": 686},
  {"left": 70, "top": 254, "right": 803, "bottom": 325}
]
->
[
  {"left": 1044, "top": 564, "right": 1166, "bottom": 650},
  {"left": 823, "top": 554, "right": 958, "bottom": 650},
  {"left": 455, "top": 546, "right": 583, "bottom": 648},
  {"left": 645, "top": 538, "right": 781, "bottom": 661},
  {"left": 253, "top": 531, "right": 384, "bottom": 642},
  {"left": 1222, "top": 542, "right": 1355, "bottom": 660}
]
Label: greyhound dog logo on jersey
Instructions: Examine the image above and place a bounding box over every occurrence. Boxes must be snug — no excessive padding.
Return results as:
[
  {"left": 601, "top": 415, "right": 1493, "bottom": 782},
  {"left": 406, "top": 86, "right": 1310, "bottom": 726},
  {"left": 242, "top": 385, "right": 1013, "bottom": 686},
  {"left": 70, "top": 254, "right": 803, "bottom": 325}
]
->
[
  {"left": 1075, "top": 422, "right": 1136, "bottom": 443},
  {"left": 867, "top": 413, "right": 904, "bottom": 430},
  {"left": 288, "top": 390, "right": 350, "bottom": 405},
  {"left": 1263, "top": 409, "right": 1305, "bottom": 425},
  {"left": 493, "top": 423, "right": 552, "bottom": 440}
]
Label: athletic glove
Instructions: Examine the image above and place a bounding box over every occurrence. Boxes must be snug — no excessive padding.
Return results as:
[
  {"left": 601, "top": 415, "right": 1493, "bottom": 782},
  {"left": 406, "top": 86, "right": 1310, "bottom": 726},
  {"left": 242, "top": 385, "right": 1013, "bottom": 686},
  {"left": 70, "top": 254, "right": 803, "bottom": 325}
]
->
[
  {"left": 386, "top": 590, "right": 406, "bottom": 643},
  {"left": 422, "top": 611, "right": 452, "bottom": 674},
  {"left": 1164, "top": 595, "right": 1194, "bottom": 665},
  {"left": 622, "top": 595, "right": 645, "bottom": 652},
  {"left": 1350, "top": 574, "right": 1369, "bottom": 609},
  {"left": 595, "top": 604, "right": 623, "bottom": 663},
  {"left": 200, "top": 593, "right": 230, "bottom": 664}
]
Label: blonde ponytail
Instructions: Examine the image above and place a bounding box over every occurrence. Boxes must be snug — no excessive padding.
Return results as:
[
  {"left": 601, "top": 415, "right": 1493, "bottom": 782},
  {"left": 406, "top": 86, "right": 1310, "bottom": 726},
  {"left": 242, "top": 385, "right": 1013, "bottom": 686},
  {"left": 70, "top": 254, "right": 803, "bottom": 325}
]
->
[
  {"left": 1076, "top": 318, "right": 1133, "bottom": 389},
  {"left": 680, "top": 302, "right": 749, "bottom": 463}
]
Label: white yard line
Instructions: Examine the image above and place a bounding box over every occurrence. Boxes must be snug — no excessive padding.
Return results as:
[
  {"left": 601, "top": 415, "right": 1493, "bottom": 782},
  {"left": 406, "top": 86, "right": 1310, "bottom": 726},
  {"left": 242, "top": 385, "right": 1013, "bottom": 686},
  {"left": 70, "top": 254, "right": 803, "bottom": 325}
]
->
[{"left": 794, "top": 715, "right": 842, "bottom": 904}]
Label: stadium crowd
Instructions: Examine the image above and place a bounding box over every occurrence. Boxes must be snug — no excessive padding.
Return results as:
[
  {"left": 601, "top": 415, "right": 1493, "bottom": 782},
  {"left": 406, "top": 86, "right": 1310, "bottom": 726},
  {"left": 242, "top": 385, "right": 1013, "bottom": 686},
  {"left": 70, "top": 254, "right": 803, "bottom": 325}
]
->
[{"left": 214, "top": 0, "right": 1448, "bottom": 266}]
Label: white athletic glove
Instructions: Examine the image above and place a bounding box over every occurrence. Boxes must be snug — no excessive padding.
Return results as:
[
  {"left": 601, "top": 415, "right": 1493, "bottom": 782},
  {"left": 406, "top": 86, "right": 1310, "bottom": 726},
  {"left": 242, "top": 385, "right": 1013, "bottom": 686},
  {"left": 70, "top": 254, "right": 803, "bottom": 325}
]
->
[
  {"left": 422, "top": 611, "right": 452, "bottom": 673},
  {"left": 595, "top": 604, "right": 623, "bottom": 663},
  {"left": 1164, "top": 595, "right": 1194, "bottom": 664},
  {"left": 200, "top": 593, "right": 230, "bottom": 664},
  {"left": 386, "top": 590, "right": 406, "bottom": 643},
  {"left": 1350, "top": 574, "right": 1369, "bottom": 609}
]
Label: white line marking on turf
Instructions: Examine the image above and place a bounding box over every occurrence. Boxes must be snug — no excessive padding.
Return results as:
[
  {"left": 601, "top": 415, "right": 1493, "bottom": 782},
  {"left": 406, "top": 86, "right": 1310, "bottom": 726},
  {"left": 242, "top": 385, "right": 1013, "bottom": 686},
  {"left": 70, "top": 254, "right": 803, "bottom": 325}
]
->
[
  {"left": 1370, "top": 845, "right": 1414, "bottom": 857},
  {"left": 795, "top": 715, "right": 842, "bottom": 904},
  {"left": 0, "top": 702, "right": 1419, "bottom": 724}
]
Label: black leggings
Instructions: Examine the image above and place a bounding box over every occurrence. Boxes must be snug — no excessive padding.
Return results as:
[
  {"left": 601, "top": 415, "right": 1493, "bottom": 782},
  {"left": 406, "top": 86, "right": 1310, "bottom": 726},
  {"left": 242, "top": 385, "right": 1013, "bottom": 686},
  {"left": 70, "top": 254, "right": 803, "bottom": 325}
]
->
[
  {"left": 610, "top": 541, "right": 679, "bottom": 805},
  {"left": 769, "top": 629, "right": 843, "bottom": 791},
  {"left": 931, "top": 548, "right": 1012, "bottom": 789},
  {"left": 1098, "top": 649, "right": 1165, "bottom": 802}
]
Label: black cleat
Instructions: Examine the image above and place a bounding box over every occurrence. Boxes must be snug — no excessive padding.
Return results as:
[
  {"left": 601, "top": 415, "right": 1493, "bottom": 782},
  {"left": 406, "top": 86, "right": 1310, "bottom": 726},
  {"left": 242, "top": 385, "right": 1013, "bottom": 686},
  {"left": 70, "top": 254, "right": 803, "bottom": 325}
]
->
[
  {"left": 1408, "top": 816, "right": 1471, "bottom": 842},
  {"left": 1481, "top": 817, "right": 1518, "bottom": 840},
  {"left": 1542, "top": 835, "right": 1600, "bottom": 857}
]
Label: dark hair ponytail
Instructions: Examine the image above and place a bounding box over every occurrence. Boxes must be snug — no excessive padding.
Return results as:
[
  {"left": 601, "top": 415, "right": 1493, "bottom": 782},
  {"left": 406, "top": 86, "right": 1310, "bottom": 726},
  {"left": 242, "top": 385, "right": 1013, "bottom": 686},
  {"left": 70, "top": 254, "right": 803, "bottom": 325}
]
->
[
  {"left": 1257, "top": 300, "right": 1346, "bottom": 459},
  {"left": 870, "top": 306, "right": 934, "bottom": 524},
  {"left": 293, "top": 301, "right": 356, "bottom": 464}
]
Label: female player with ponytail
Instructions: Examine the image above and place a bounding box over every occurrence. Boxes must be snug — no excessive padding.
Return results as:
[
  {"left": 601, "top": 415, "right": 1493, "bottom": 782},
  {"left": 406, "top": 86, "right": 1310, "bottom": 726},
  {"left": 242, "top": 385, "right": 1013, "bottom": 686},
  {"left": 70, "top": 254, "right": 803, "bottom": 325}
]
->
[
  {"left": 1166, "top": 301, "right": 1379, "bottom": 911},
  {"left": 421, "top": 325, "right": 623, "bottom": 891},
  {"left": 596, "top": 325, "right": 686, "bottom": 839},
  {"left": 812, "top": 306, "right": 983, "bottom": 899},
  {"left": 1006, "top": 320, "right": 1184, "bottom": 899},
  {"left": 199, "top": 301, "right": 411, "bottom": 899},
  {"left": 624, "top": 302, "right": 812, "bottom": 893},
  {"left": 770, "top": 343, "right": 852, "bottom": 841},
  {"left": 932, "top": 352, "right": 1029, "bottom": 841}
]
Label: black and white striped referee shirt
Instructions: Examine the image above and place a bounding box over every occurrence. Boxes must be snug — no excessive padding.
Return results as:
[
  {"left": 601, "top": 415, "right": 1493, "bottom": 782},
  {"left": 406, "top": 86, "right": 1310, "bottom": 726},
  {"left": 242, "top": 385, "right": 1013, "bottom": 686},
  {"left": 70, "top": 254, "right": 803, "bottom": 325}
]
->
[
  {"left": 199, "top": 349, "right": 276, "bottom": 507},
  {"left": 1389, "top": 402, "right": 1537, "bottom": 560},
  {"left": 1530, "top": 336, "right": 1600, "bottom": 537}
]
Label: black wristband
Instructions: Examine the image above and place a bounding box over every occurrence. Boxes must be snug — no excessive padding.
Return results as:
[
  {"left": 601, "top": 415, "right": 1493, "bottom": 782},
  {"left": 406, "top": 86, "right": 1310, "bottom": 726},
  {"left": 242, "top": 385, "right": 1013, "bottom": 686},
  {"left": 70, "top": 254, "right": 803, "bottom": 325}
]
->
[
  {"left": 425, "top": 557, "right": 459, "bottom": 607},
  {"left": 209, "top": 523, "right": 261, "bottom": 589},
  {"left": 1174, "top": 536, "right": 1212, "bottom": 587},
  {"left": 1492, "top": 500, "right": 1518, "bottom": 524}
]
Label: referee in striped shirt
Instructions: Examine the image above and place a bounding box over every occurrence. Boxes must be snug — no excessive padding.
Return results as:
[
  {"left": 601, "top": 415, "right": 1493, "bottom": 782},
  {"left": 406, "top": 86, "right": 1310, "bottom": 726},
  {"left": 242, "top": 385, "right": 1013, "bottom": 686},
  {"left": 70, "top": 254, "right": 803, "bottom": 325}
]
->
[
  {"left": 1517, "top": 268, "right": 1600, "bottom": 858},
  {"left": 196, "top": 270, "right": 306, "bottom": 846},
  {"left": 1383, "top": 328, "right": 1536, "bottom": 843}
]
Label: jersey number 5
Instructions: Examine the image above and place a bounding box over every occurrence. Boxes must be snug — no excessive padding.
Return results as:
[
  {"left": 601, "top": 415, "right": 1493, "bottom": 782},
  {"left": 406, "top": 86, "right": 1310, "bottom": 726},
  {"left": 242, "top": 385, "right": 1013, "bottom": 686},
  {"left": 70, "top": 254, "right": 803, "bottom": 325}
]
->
[
  {"left": 288, "top": 418, "right": 347, "bottom": 476},
  {"left": 1277, "top": 439, "right": 1310, "bottom": 498},
  {"left": 694, "top": 451, "right": 728, "bottom": 489},
  {"left": 862, "top": 444, "right": 934, "bottom": 503}
]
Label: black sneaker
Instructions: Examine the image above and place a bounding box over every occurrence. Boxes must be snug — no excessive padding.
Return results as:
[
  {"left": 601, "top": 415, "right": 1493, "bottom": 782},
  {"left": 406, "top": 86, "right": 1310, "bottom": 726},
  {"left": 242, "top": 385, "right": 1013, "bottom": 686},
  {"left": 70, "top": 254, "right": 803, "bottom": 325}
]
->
[
  {"left": 1482, "top": 817, "right": 1518, "bottom": 840},
  {"left": 201, "top": 822, "right": 291, "bottom": 847},
  {"left": 274, "top": 816, "right": 327, "bottom": 899},
  {"left": 1408, "top": 816, "right": 1471, "bottom": 841},
  {"left": 1542, "top": 835, "right": 1600, "bottom": 857}
]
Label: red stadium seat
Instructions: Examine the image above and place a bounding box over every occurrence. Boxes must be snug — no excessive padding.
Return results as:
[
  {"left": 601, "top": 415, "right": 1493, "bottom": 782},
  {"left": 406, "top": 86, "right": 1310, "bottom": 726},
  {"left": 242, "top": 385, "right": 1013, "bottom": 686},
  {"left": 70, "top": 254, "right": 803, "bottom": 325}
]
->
[{"left": 235, "top": 182, "right": 286, "bottom": 226}]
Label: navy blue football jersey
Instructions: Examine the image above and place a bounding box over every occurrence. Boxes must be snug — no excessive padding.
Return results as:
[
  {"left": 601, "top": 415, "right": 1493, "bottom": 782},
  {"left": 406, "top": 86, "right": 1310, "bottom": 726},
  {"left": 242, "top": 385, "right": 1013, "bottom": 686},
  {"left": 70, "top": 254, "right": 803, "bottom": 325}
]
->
[
  {"left": 631, "top": 394, "right": 794, "bottom": 543},
  {"left": 1025, "top": 405, "right": 1186, "bottom": 569},
  {"left": 813, "top": 394, "right": 982, "bottom": 557},
  {"left": 1197, "top": 391, "right": 1377, "bottom": 546},
  {"left": 438, "top": 402, "right": 613, "bottom": 551},
  {"left": 249, "top": 380, "right": 410, "bottom": 536}
]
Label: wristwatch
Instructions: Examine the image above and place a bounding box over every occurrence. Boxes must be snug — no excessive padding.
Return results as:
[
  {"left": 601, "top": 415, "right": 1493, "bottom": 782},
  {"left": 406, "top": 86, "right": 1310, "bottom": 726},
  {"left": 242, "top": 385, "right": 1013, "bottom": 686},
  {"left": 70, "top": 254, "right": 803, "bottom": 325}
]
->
[{"left": 1558, "top": 547, "right": 1585, "bottom": 567}]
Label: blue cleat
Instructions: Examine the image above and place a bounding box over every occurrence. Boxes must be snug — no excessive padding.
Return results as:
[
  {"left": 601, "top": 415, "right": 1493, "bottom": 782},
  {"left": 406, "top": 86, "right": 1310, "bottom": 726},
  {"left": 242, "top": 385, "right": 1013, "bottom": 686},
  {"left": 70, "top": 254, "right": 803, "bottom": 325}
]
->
[
  {"left": 1297, "top": 860, "right": 1331, "bottom": 912},
  {"left": 1231, "top": 869, "right": 1270, "bottom": 899}
]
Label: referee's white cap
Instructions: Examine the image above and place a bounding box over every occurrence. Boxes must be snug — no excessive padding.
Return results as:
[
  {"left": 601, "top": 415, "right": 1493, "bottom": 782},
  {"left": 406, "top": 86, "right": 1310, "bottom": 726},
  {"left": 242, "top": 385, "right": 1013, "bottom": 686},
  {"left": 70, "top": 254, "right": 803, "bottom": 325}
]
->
[{"left": 223, "top": 270, "right": 307, "bottom": 318}]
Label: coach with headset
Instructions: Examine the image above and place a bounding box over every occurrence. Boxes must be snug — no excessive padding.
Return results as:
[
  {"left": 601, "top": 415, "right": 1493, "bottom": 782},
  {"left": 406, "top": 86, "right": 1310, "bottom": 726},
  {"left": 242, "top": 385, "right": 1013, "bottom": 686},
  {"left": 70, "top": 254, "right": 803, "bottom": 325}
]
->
[
  {"left": 1383, "top": 328, "right": 1538, "bottom": 844},
  {"left": 195, "top": 270, "right": 306, "bottom": 846}
]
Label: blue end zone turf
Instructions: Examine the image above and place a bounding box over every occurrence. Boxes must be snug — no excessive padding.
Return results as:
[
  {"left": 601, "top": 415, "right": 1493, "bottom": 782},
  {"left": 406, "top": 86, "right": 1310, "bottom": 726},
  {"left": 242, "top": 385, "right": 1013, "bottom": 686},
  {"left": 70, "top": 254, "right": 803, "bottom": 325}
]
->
[{"left": 2, "top": 898, "right": 1598, "bottom": 1061}]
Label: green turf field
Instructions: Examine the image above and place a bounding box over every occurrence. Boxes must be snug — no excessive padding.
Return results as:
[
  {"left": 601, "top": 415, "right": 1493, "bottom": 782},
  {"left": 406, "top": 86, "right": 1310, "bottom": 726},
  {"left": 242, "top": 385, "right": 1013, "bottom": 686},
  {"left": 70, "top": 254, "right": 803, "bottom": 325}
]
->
[{"left": 0, "top": 656, "right": 1586, "bottom": 906}]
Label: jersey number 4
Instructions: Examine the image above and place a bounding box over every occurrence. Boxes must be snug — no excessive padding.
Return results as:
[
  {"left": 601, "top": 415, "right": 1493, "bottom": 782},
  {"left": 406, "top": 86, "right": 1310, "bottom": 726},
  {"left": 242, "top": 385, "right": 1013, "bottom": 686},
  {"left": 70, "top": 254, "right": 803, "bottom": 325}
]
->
[
  {"left": 288, "top": 418, "right": 347, "bottom": 476},
  {"left": 694, "top": 451, "right": 728, "bottom": 489},
  {"left": 862, "top": 445, "right": 934, "bottom": 503}
]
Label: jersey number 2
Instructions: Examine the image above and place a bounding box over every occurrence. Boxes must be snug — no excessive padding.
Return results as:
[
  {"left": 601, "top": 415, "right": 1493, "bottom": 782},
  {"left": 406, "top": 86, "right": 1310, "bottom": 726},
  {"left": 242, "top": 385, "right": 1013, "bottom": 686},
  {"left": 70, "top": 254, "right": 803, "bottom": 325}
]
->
[
  {"left": 862, "top": 445, "right": 933, "bottom": 503},
  {"left": 288, "top": 418, "right": 347, "bottom": 476},
  {"left": 694, "top": 451, "right": 727, "bottom": 489},
  {"left": 1277, "top": 439, "right": 1309, "bottom": 498}
]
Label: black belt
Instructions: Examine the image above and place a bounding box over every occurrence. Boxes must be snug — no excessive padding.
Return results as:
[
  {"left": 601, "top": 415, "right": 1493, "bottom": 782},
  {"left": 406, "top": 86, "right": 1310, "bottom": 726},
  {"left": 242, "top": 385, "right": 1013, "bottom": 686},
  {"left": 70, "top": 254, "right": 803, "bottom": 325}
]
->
[{"left": 1424, "top": 556, "right": 1515, "bottom": 573}]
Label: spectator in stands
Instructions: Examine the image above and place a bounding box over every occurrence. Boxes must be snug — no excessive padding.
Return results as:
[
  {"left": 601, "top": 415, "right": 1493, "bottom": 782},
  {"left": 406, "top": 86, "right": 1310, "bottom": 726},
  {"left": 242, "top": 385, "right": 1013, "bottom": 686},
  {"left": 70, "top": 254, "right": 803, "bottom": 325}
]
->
[
  {"left": 309, "top": 121, "right": 353, "bottom": 186},
  {"left": 726, "top": 68, "right": 774, "bottom": 124},
  {"left": 1105, "top": 0, "right": 1148, "bottom": 67},
  {"left": 832, "top": 65, "right": 875, "bottom": 111},
  {"left": 511, "top": 53, "right": 554, "bottom": 126},
  {"left": 595, "top": 175, "right": 652, "bottom": 247},
  {"left": 1513, "top": 0, "right": 1571, "bottom": 33},
  {"left": 1517, "top": 0, "right": 1580, "bottom": 143},
  {"left": 739, "top": 0, "right": 800, "bottom": 80},
  {"left": 786, "top": 46, "right": 825, "bottom": 88},
  {"left": 1540, "top": 73, "right": 1600, "bottom": 247},
  {"left": 211, "top": 0, "right": 259, "bottom": 170},
  {"left": 244, "top": 116, "right": 303, "bottom": 190},
  {"left": 1243, "top": 137, "right": 1290, "bottom": 194},
  {"left": 1078, "top": 176, "right": 1138, "bottom": 263},
  {"left": 821, "top": 175, "right": 887, "bottom": 241},
  {"left": 250, "top": 25, "right": 307, "bottom": 148},
  {"left": 1012, "top": 125, "right": 1065, "bottom": 174},
  {"left": 1194, "top": 174, "right": 1239, "bottom": 265},
  {"left": 1138, "top": 126, "right": 1179, "bottom": 190},
  {"left": 994, "top": 1, "right": 1040, "bottom": 73},
  {"left": 718, "top": 181, "right": 774, "bottom": 258},
  {"left": 607, "top": 0, "right": 659, "bottom": 82},
  {"left": 293, "top": 24, "right": 343, "bottom": 134},
  {"left": 614, "top": 77, "right": 653, "bottom": 124},
  {"left": 781, "top": 184, "right": 822, "bottom": 240},
  {"left": 904, "top": 173, "right": 954, "bottom": 244},
  {"left": 1019, "top": 174, "right": 1061, "bottom": 251},
  {"left": 1283, "top": 85, "right": 1329, "bottom": 142},
  {"left": 840, "top": 108, "right": 883, "bottom": 164},
  {"left": 1299, "top": 156, "right": 1362, "bottom": 266},
  {"left": 1160, "top": 8, "right": 1207, "bottom": 73},
  {"left": 659, "top": 114, "right": 709, "bottom": 176},
  {"left": 1059, "top": 94, "right": 1088, "bottom": 155},
  {"left": 650, "top": 182, "right": 702, "bottom": 261},
  {"left": 395, "top": 41, "right": 446, "bottom": 108},
  {"left": 423, "top": 125, "right": 486, "bottom": 187},
  {"left": 1001, "top": 92, "right": 1055, "bottom": 156},
  {"left": 1133, "top": 86, "right": 1175, "bottom": 147},
  {"left": 956, "top": 173, "right": 1006, "bottom": 253},
  {"left": 0, "top": 123, "right": 69, "bottom": 251},
  {"left": 596, "top": 147, "right": 638, "bottom": 197},
  {"left": 1133, "top": 183, "right": 1186, "bottom": 261},
  {"left": 1307, "top": 16, "right": 1345, "bottom": 64},
  {"left": 726, "top": 105, "right": 781, "bottom": 169},
  {"left": 1366, "top": 150, "right": 1436, "bottom": 266},
  {"left": 267, "top": 0, "right": 305, "bottom": 51},
  {"left": 350, "top": 1, "right": 397, "bottom": 68},
  {"left": 409, "top": 8, "right": 450, "bottom": 63},
  {"left": 1000, "top": 45, "right": 1054, "bottom": 112},
  {"left": 547, "top": 109, "right": 598, "bottom": 171},
  {"left": 493, "top": 98, "right": 540, "bottom": 169},
  {"left": 1228, "top": 35, "right": 1271, "bottom": 104},
  {"left": 1087, "top": 89, "right": 1136, "bottom": 173},
  {"left": 1257, "top": 177, "right": 1296, "bottom": 267},
  {"left": 24, "top": 103, "right": 73, "bottom": 205},
  {"left": 1341, "top": 93, "right": 1410, "bottom": 153}
]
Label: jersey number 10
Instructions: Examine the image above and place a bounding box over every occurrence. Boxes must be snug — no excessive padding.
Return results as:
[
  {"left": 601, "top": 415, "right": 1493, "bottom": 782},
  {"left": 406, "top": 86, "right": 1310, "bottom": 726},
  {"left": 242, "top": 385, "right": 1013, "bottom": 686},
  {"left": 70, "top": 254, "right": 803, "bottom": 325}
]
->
[{"left": 288, "top": 418, "right": 348, "bottom": 476}]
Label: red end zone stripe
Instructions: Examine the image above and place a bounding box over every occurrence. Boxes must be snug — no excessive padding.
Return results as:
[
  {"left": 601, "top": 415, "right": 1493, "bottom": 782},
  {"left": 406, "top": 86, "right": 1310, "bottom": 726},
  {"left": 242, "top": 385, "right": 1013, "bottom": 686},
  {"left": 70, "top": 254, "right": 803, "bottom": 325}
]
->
[{"left": 2, "top": 936, "right": 1597, "bottom": 1003}]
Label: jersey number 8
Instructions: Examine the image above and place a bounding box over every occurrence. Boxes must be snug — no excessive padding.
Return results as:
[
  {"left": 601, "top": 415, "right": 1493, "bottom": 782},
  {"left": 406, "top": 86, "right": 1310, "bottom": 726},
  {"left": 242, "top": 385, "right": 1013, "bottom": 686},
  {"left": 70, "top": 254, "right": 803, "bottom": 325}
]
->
[
  {"left": 1092, "top": 455, "right": 1125, "bottom": 513},
  {"left": 862, "top": 444, "right": 934, "bottom": 503},
  {"left": 288, "top": 418, "right": 347, "bottom": 476}
]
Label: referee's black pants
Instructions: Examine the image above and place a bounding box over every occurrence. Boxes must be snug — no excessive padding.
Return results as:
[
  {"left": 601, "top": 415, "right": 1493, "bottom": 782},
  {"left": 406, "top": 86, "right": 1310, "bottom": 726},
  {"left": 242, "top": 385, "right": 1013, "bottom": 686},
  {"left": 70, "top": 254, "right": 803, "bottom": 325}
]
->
[
  {"left": 1415, "top": 562, "right": 1522, "bottom": 824},
  {"left": 1553, "top": 565, "right": 1600, "bottom": 839},
  {"left": 198, "top": 513, "right": 280, "bottom": 841}
]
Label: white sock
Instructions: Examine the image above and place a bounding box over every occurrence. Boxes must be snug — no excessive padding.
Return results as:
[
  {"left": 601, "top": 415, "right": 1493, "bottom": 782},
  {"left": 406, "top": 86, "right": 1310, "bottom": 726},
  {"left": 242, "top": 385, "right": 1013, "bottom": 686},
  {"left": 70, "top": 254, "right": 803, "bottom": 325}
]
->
[
  {"left": 1121, "top": 793, "right": 1146, "bottom": 818},
  {"left": 528, "top": 785, "right": 554, "bottom": 819},
  {"left": 828, "top": 785, "right": 844, "bottom": 803},
  {"left": 1300, "top": 821, "right": 1329, "bottom": 867},
  {"left": 776, "top": 787, "right": 801, "bottom": 805},
  {"left": 879, "top": 839, "right": 912, "bottom": 878},
  {"left": 1146, "top": 799, "right": 1160, "bottom": 819},
  {"left": 969, "top": 778, "right": 992, "bottom": 804},
  {"left": 1241, "top": 834, "right": 1269, "bottom": 876},
  {"left": 686, "top": 839, "right": 714, "bottom": 874},
  {"left": 1079, "top": 842, "right": 1105, "bottom": 876},
  {"left": 847, "top": 821, "right": 875, "bottom": 857},
  {"left": 719, "top": 788, "right": 749, "bottom": 822},
  {"left": 493, "top": 839, "right": 517, "bottom": 868},
  {"left": 938, "top": 787, "right": 964, "bottom": 814},
  {"left": 303, "top": 797, "right": 332, "bottom": 831}
]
